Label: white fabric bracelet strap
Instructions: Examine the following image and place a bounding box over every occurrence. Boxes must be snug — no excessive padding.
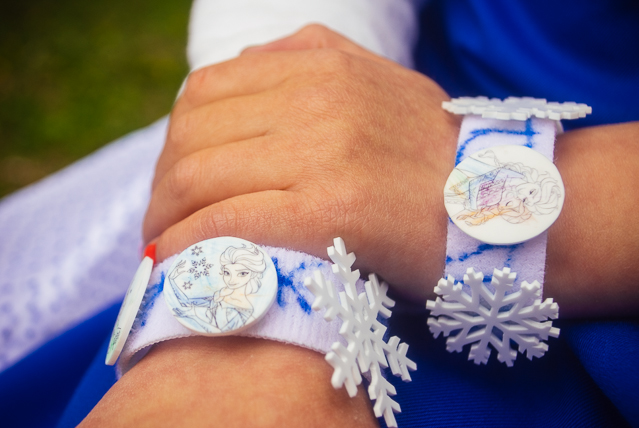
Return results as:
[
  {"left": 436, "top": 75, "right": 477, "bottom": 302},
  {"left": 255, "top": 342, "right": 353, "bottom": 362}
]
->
[
  {"left": 117, "top": 246, "right": 365, "bottom": 376},
  {"left": 426, "top": 100, "right": 578, "bottom": 366},
  {"left": 444, "top": 115, "right": 557, "bottom": 291}
]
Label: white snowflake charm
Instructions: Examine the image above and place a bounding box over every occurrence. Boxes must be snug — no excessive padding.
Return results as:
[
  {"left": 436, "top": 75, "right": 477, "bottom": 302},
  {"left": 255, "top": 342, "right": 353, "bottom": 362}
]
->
[
  {"left": 442, "top": 96, "right": 591, "bottom": 121},
  {"left": 426, "top": 267, "right": 559, "bottom": 367},
  {"left": 304, "top": 238, "right": 416, "bottom": 428}
]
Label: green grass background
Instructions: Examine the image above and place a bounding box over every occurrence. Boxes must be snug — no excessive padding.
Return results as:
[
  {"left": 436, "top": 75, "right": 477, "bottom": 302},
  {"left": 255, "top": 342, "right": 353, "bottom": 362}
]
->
[{"left": 0, "top": 0, "right": 192, "bottom": 198}]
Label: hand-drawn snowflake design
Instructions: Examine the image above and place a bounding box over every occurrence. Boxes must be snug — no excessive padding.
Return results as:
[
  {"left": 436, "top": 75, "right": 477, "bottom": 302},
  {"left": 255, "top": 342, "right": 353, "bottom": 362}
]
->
[
  {"left": 188, "top": 257, "right": 213, "bottom": 279},
  {"left": 191, "top": 245, "right": 203, "bottom": 256},
  {"left": 304, "top": 238, "right": 416, "bottom": 428},
  {"left": 442, "top": 96, "right": 591, "bottom": 121},
  {"left": 182, "top": 280, "right": 192, "bottom": 290},
  {"left": 426, "top": 267, "right": 560, "bottom": 367}
]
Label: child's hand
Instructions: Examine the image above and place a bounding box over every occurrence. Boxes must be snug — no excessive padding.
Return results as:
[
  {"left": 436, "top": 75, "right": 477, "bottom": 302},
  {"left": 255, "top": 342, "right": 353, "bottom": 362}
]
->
[{"left": 143, "top": 25, "right": 460, "bottom": 302}]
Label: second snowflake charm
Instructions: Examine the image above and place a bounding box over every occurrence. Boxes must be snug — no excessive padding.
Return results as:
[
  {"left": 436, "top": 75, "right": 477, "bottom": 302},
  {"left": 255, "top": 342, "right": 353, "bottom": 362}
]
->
[
  {"left": 304, "top": 238, "right": 416, "bottom": 428},
  {"left": 426, "top": 267, "right": 560, "bottom": 367}
]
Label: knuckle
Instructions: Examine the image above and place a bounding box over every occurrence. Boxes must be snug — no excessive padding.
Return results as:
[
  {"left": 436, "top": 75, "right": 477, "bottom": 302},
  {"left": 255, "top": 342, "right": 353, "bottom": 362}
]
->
[
  {"left": 315, "top": 48, "right": 354, "bottom": 75},
  {"left": 166, "top": 112, "right": 195, "bottom": 148},
  {"left": 163, "top": 155, "right": 200, "bottom": 204},
  {"left": 286, "top": 52, "right": 356, "bottom": 119},
  {"left": 297, "top": 23, "right": 333, "bottom": 42},
  {"left": 197, "top": 201, "right": 239, "bottom": 239},
  {"left": 182, "top": 67, "right": 210, "bottom": 103}
]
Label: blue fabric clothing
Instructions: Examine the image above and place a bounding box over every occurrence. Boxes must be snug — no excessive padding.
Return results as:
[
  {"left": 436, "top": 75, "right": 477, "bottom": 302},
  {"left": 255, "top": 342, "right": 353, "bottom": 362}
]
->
[
  {"left": 0, "top": 303, "right": 120, "bottom": 428},
  {"left": 2, "top": 1, "right": 638, "bottom": 427},
  {"left": 415, "top": 0, "right": 639, "bottom": 130},
  {"left": 387, "top": 314, "right": 638, "bottom": 428}
]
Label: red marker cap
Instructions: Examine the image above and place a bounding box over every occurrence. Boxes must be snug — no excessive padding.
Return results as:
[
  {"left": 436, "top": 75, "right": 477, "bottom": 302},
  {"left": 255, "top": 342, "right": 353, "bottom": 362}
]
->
[{"left": 143, "top": 243, "right": 157, "bottom": 263}]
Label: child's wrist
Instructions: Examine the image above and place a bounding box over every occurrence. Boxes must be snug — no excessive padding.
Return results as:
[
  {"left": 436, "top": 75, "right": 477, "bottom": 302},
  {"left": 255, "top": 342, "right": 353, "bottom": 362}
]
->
[
  {"left": 546, "top": 123, "right": 639, "bottom": 317},
  {"left": 89, "top": 336, "right": 377, "bottom": 427}
]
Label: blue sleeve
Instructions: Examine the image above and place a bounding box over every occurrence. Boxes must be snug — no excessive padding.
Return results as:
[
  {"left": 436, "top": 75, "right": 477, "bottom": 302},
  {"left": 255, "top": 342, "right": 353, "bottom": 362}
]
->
[
  {"left": 0, "top": 303, "right": 119, "bottom": 428},
  {"left": 414, "top": 0, "right": 639, "bottom": 130}
]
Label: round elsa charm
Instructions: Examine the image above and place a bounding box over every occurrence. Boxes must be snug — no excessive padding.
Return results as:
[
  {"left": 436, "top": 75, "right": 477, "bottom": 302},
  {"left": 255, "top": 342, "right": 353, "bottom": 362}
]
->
[
  {"left": 164, "top": 237, "right": 278, "bottom": 335},
  {"left": 444, "top": 145, "right": 565, "bottom": 245}
]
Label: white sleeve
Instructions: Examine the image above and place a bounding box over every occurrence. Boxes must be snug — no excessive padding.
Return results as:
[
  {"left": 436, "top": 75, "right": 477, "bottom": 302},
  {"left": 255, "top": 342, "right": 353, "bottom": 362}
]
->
[{"left": 187, "top": 0, "right": 425, "bottom": 71}]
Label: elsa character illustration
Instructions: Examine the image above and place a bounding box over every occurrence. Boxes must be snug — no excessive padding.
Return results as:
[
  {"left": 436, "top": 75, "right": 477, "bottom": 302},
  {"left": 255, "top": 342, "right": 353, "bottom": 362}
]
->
[
  {"left": 206, "top": 244, "right": 266, "bottom": 332},
  {"left": 167, "top": 259, "right": 218, "bottom": 333},
  {"left": 167, "top": 244, "right": 267, "bottom": 333},
  {"left": 445, "top": 150, "right": 562, "bottom": 226}
]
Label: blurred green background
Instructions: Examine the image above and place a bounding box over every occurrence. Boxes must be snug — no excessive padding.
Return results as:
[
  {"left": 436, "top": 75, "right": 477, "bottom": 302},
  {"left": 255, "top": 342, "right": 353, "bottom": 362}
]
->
[{"left": 0, "top": 0, "right": 192, "bottom": 198}]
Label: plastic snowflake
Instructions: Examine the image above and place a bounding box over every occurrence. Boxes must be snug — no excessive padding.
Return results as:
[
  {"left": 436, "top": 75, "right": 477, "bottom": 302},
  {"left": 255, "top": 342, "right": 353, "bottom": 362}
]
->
[
  {"left": 442, "top": 96, "right": 591, "bottom": 121},
  {"left": 426, "top": 267, "right": 560, "bottom": 367},
  {"left": 304, "top": 238, "right": 416, "bottom": 428}
]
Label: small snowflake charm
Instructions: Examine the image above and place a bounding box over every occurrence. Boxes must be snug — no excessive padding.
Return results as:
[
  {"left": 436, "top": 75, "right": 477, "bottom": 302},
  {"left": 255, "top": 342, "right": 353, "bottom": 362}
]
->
[
  {"left": 304, "top": 238, "right": 416, "bottom": 428},
  {"left": 426, "top": 267, "right": 559, "bottom": 367},
  {"left": 442, "top": 96, "right": 591, "bottom": 121}
]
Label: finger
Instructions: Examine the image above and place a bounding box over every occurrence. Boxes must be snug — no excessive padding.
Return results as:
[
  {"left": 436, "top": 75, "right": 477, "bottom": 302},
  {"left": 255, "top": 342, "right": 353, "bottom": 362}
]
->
[
  {"left": 178, "top": 45, "right": 388, "bottom": 113},
  {"left": 155, "top": 90, "right": 282, "bottom": 189},
  {"left": 153, "top": 190, "right": 339, "bottom": 263},
  {"left": 179, "top": 50, "right": 311, "bottom": 111},
  {"left": 242, "top": 24, "right": 392, "bottom": 66},
  {"left": 144, "top": 135, "right": 299, "bottom": 243}
]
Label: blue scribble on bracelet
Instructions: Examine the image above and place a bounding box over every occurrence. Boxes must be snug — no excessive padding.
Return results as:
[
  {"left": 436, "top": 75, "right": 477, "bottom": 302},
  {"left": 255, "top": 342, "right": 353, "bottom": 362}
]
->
[
  {"left": 456, "top": 119, "right": 537, "bottom": 165},
  {"left": 272, "top": 257, "right": 313, "bottom": 314},
  {"left": 447, "top": 242, "right": 522, "bottom": 269},
  {"left": 134, "top": 273, "right": 164, "bottom": 329}
]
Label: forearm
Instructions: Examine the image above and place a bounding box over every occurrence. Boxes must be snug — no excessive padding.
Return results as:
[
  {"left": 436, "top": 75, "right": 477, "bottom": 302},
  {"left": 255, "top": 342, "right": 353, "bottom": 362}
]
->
[
  {"left": 546, "top": 121, "right": 639, "bottom": 318},
  {"left": 81, "top": 337, "right": 378, "bottom": 427},
  {"left": 416, "top": 120, "right": 639, "bottom": 318}
]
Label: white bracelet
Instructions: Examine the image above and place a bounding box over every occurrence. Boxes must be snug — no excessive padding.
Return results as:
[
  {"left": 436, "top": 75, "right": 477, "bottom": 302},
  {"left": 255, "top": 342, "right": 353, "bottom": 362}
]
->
[
  {"left": 427, "top": 97, "right": 591, "bottom": 366},
  {"left": 106, "top": 238, "right": 353, "bottom": 375},
  {"left": 105, "top": 236, "right": 416, "bottom": 427}
]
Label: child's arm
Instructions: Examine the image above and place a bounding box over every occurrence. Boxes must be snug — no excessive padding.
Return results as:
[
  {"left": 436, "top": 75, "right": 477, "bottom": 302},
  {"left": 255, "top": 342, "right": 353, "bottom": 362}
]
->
[
  {"left": 82, "top": 25, "right": 639, "bottom": 428},
  {"left": 546, "top": 122, "right": 639, "bottom": 318},
  {"left": 82, "top": 337, "right": 378, "bottom": 427},
  {"left": 144, "top": 25, "right": 639, "bottom": 318}
]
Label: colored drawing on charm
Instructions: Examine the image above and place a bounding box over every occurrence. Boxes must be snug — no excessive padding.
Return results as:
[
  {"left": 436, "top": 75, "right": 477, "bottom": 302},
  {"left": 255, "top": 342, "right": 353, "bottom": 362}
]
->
[
  {"left": 164, "top": 237, "right": 278, "bottom": 335},
  {"left": 444, "top": 145, "right": 564, "bottom": 245}
]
